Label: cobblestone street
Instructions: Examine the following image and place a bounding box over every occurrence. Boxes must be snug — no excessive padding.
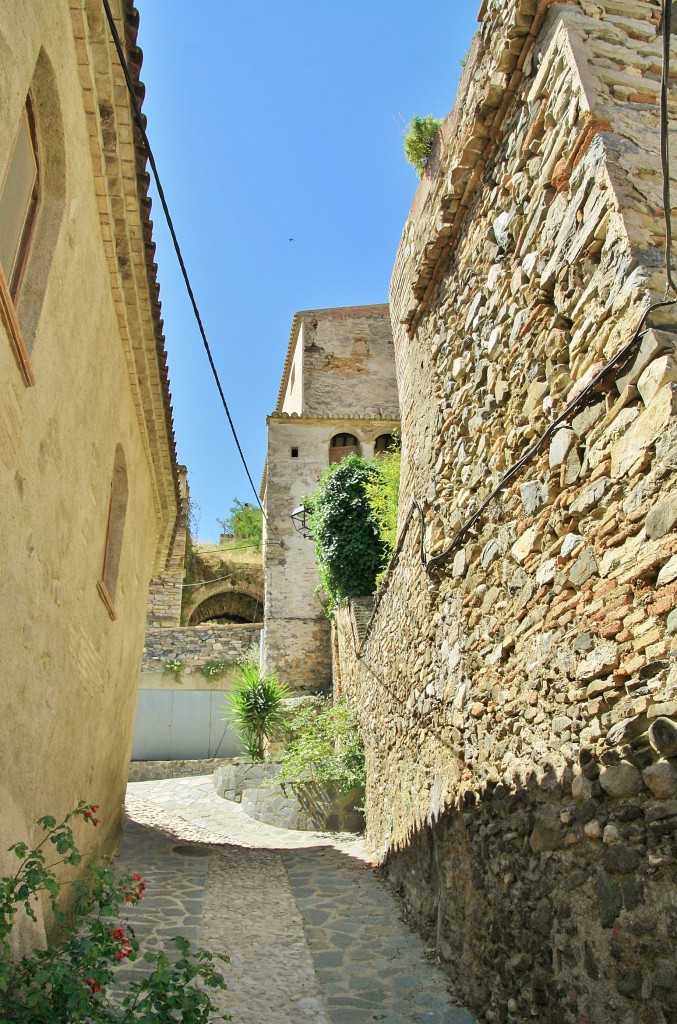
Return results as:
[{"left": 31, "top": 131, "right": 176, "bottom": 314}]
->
[{"left": 117, "top": 777, "right": 475, "bottom": 1024}]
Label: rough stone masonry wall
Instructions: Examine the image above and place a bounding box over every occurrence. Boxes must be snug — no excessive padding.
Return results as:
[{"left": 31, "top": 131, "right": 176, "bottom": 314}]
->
[
  {"left": 335, "top": 2, "right": 677, "bottom": 1022},
  {"left": 142, "top": 624, "right": 261, "bottom": 681}
]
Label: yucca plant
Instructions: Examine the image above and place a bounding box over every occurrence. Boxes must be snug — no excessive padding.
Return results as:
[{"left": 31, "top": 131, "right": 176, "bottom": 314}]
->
[{"left": 223, "top": 660, "right": 290, "bottom": 760}]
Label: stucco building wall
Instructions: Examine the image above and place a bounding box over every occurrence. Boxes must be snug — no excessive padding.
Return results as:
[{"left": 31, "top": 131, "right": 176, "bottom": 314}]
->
[
  {"left": 334, "top": 2, "right": 677, "bottom": 1022},
  {"left": 263, "top": 306, "right": 399, "bottom": 690},
  {"left": 0, "top": 0, "right": 178, "bottom": 946}
]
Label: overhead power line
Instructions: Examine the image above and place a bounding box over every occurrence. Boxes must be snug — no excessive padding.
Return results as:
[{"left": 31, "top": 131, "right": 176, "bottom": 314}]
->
[{"left": 101, "top": 0, "right": 264, "bottom": 512}]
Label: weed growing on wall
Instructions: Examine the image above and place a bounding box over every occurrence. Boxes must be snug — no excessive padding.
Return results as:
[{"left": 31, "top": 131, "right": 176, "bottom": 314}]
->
[
  {"left": 163, "top": 657, "right": 183, "bottom": 682},
  {"left": 201, "top": 660, "right": 233, "bottom": 680},
  {"left": 403, "top": 115, "right": 443, "bottom": 177},
  {"left": 308, "top": 454, "right": 386, "bottom": 609},
  {"left": 278, "top": 698, "right": 366, "bottom": 794},
  {"left": 0, "top": 804, "right": 229, "bottom": 1022}
]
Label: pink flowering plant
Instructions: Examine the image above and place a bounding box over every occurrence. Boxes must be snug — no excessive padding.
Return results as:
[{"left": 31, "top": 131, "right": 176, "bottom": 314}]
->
[{"left": 0, "top": 803, "right": 229, "bottom": 1022}]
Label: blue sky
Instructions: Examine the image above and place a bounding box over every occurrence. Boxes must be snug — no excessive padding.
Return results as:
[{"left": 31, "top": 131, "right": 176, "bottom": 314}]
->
[{"left": 136, "top": 2, "right": 479, "bottom": 541}]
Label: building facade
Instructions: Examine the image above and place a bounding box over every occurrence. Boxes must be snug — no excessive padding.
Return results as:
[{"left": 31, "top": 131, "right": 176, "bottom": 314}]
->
[
  {"left": 0, "top": 0, "right": 179, "bottom": 945},
  {"left": 262, "top": 305, "right": 399, "bottom": 691}
]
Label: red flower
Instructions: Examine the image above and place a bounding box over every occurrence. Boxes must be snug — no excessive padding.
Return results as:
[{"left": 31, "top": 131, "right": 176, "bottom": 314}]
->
[
  {"left": 114, "top": 950, "right": 125, "bottom": 962},
  {"left": 113, "top": 927, "right": 125, "bottom": 940},
  {"left": 85, "top": 977, "right": 101, "bottom": 994}
]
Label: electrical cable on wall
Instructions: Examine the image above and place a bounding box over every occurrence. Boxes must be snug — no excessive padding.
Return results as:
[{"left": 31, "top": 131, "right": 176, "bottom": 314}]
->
[{"left": 101, "top": 0, "right": 264, "bottom": 514}]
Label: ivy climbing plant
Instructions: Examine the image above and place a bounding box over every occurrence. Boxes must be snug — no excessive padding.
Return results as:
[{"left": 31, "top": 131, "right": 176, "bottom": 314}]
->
[{"left": 308, "top": 454, "right": 388, "bottom": 610}]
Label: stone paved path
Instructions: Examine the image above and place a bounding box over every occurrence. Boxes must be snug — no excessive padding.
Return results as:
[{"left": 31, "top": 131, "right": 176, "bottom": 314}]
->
[{"left": 117, "top": 776, "right": 475, "bottom": 1024}]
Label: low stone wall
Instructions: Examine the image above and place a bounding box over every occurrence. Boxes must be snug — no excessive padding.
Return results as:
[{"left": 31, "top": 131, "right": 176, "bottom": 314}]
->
[
  {"left": 239, "top": 780, "right": 364, "bottom": 833},
  {"left": 142, "top": 624, "right": 261, "bottom": 677},
  {"left": 214, "top": 760, "right": 282, "bottom": 800},
  {"left": 213, "top": 760, "right": 364, "bottom": 832},
  {"left": 128, "top": 758, "right": 232, "bottom": 782}
]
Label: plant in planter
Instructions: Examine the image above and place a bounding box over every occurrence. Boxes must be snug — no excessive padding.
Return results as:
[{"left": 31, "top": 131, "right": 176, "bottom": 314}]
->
[
  {"left": 0, "top": 804, "right": 229, "bottom": 1022},
  {"left": 222, "top": 660, "right": 290, "bottom": 761}
]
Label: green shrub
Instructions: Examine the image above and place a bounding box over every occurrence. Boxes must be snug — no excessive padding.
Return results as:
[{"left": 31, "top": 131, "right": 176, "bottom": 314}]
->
[
  {"left": 0, "top": 805, "right": 229, "bottom": 1022},
  {"left": 403, "top": 114, "right": 442, "bottom": 177},
  {"left": 308, "top": 455, "right": 386, "bottom": 609},
  {"left": 217, "top": 500, "right": 262, "bottom": 549},
  {"left": 222, "top": 660, "right": 290, "bottom": 760},
  {"left": 364, "top": 443, "right": 400, "bottom": 563},
  {"left": 279, "top": 698, "right": 365, "bottom": 795}
]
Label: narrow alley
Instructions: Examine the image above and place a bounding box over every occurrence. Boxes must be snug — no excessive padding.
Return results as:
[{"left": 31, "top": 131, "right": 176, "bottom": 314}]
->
[{"left": 116, "top": 777, "right": 476, "bottom": 1024}]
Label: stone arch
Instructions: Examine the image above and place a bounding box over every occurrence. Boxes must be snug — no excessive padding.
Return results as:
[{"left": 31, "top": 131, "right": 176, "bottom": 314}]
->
[
  {"left": 374, "top": 433, "right": 396, "bottom": 455},
  {"left": 329, "top": 432, "right": 360, "bottom": 464},
  {"left": 187, "top": 590, "right": 263, "bottom": 626},
  {"left": 181, "top": 570, "right": 264, "bottom": 626}
]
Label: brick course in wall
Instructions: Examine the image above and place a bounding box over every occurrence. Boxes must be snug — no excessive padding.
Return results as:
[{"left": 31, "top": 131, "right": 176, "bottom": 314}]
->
[{"left": 334, "top": 2, "right": 677, "bottom": 1022}]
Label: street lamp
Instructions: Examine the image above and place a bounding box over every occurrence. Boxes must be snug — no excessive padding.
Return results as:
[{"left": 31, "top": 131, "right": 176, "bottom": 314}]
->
[{"left": 290, "top": 504, "right": 313, "bottom": 540}]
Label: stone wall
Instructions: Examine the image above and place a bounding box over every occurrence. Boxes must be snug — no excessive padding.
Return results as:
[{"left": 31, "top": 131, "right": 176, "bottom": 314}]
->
[
  {"left": 142, "top": 623, "right": 261, "bottom": 682},
  {"left": 128, "top": 758, "right": 233, "bottom": 782},
  {"left": 334, "top": 2, "right": 677, "bottom": 1022},
  {"left": 181, "top": 565, "right": 263, "bottom": 626}
]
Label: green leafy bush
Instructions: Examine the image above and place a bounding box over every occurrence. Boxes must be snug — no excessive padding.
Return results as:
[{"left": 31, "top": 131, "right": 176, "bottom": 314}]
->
[
  {"left": 403, "top": 114, "right": 442, "bottom": 177},
  {"left": 223, "top": 660, "right": 290, "bottom": 760},
  {"left": 0, "top": 805, "right": 229, "bottom": 1022},
  {"left": 364, "top": 443, "right": 400, "bottom": 561},
  {"left": 279, "top": 698, "right": 365, "bottom": 794},
  {"left": 309, "top": 454, "right": 386, "bottom": 609}
]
